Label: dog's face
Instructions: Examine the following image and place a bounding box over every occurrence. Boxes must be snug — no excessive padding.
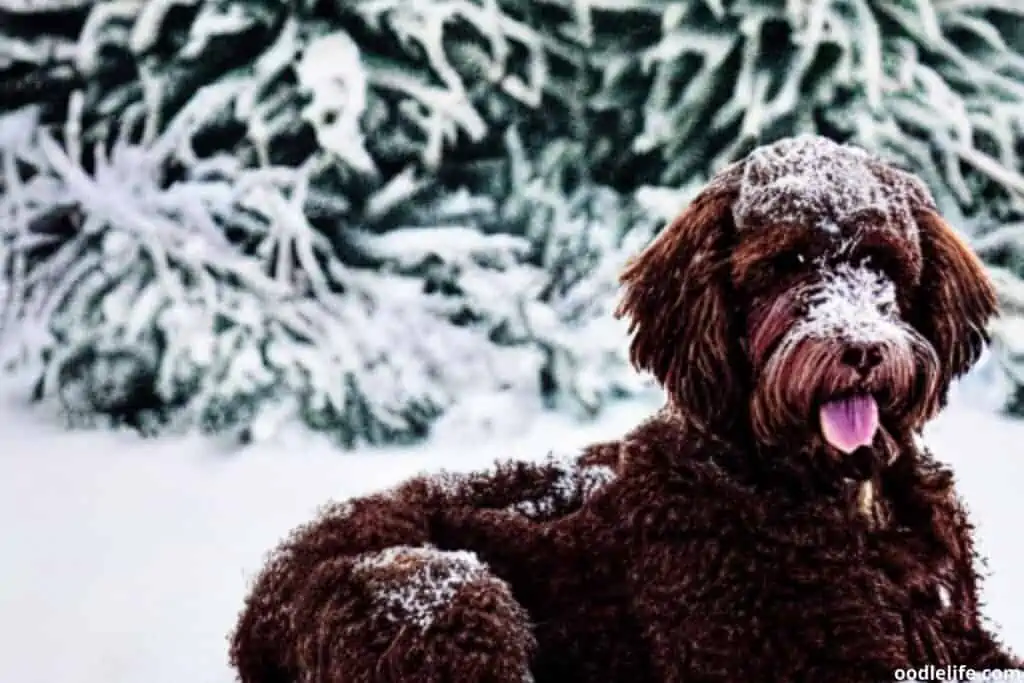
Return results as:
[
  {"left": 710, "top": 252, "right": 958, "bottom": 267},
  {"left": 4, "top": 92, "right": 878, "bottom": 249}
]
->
[
  {"left": 617, "top": 136, "right": 997, "bottom": 456},
  {"left": 736, "top": 206, "right": 938, "bottom": 455}
]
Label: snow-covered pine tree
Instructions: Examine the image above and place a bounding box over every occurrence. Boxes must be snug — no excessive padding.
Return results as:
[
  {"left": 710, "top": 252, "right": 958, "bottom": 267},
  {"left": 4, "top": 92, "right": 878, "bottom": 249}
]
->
[
  {"left": 0, "top": 0, "right": 657, "bottom": 444},
  {"left": 3, "top": 0, "right": 1024, "bottom": 442}
]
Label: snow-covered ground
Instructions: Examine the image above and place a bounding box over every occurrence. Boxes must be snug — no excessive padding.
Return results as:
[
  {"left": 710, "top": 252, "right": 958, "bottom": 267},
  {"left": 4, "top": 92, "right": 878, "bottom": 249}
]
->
[{"left": 0, "top": 388, "right": 1021, "bottom": 683}]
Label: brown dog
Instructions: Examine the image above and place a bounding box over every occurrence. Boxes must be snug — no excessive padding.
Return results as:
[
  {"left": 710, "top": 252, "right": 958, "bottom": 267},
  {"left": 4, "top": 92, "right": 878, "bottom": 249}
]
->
[{"left": 230, "top": 136, "right": 1020, "bottom": 682}]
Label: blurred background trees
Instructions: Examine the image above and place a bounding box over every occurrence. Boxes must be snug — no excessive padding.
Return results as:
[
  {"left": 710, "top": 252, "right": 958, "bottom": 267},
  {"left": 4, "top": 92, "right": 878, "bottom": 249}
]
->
[{"left": 2, "top": 0, "right": 1023, "bottom": 446}]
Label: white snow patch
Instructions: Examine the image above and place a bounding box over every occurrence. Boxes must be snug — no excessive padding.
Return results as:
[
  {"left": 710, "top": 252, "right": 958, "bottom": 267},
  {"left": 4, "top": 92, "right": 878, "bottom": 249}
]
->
[
  {"left": 356, "top": 226, "right": 530, "bottom": 272},
  {"left": 733, "top": 135, "right": 933, "bottom": 238},
  {"left": 0, "top": 0, "right": 94, "bottom": 12},
  {"left": 295, "top": 31, "right": 373, "bottom": 174},
  {"left": 795, "top": 264, "right": 906, "bottom": 344},
  {"left": 354, "top": 546, "right": 490, "bottom": 631}
]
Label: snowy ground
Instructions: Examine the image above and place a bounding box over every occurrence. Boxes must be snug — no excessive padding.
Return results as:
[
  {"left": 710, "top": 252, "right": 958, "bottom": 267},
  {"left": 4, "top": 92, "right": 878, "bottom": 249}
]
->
[{"left": 0, "top": 387, "right": 1022, "bottom": 683}]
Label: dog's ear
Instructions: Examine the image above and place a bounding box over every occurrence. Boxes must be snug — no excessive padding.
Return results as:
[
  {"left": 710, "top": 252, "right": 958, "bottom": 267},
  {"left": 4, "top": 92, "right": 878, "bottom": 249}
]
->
[
  {"left": 912, "top": 209, "right": 998, "bottom": 380},
  {"left": 616, "top": 188, "right": 740, "bottom": 427}
]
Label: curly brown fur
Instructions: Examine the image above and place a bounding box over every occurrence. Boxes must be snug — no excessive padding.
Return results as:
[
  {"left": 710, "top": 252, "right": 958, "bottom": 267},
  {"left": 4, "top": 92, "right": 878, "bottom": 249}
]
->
[{"left": 231, "top": 136, "right": 1020, "bottom": 683}]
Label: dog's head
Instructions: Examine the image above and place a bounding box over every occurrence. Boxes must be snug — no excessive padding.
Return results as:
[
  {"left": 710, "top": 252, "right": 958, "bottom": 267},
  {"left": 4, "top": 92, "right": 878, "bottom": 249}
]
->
[{"left": 617, "top": 136, "right": 997, "bottom": 457}]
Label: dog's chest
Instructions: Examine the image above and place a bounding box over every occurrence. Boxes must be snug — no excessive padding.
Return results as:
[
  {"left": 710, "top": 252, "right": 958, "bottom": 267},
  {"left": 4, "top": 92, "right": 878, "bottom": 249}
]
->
[
  {"left": 769, "top": 489, "right": 958, "bottom": 614},
  {"left": 850, "top": 488, "right": 960, "bottom": 615},
  {"left": 870, "top": 527, "right": 960, "bottom": 615}
]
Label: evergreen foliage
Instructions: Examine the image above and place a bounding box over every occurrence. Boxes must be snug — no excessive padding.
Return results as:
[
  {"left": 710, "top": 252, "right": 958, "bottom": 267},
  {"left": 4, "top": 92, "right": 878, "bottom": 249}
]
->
[{"left": 2, "top": 0, "right": 1023, "bottom": 443}]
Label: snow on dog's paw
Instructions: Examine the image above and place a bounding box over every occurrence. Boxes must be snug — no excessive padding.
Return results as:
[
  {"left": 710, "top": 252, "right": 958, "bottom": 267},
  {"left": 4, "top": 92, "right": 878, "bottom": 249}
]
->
[
  {"left": 353, "top": 546, "right": 535, "bottom": 682},
  {"left": 354, "top": 546, "right": 493, "bottom": 631}
]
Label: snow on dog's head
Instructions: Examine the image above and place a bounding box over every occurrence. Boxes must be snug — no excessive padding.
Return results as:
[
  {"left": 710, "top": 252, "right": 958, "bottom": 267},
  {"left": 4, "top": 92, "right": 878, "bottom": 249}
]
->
[{"left": 616, "top": 135, "right": 997, "bottom": 462}]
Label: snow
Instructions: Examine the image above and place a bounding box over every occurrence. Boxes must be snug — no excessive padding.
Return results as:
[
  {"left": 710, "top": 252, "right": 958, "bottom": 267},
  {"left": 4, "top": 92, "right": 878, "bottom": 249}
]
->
[
  {"left": 354, "top": 546, "right": 493, "bottom": 630},
  {"left": 797, "top": 263, "right": 905, "bottom": 344},
  {"left": 0, "top": 0, "right": 96, "bottom": 11},
  {"left": 506, "top": 450, "right": 617, "bottom": 519},
  {"left": 295, "top": 31, "right": 374, "bottom": 174},
  {"left": 0, "top": 387, "right": 1022, "bottom": 683},
  {"left": 732, "top": 135, "right": 934, "bottom": 237},
  {"left": 356, "top": 225, "right": 530, "bottom": 272}
]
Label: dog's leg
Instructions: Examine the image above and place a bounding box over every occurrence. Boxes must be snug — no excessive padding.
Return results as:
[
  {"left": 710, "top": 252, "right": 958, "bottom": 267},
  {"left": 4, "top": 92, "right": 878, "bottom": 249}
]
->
[
  {"left": 229, "top": 445, "right": 619, "bottom": 683},
  {"left": 229, "top": 487, "right": 536, "bottom": 683},
  {"left": 309, "top": 545, "right": 535, "bottom": 683}
]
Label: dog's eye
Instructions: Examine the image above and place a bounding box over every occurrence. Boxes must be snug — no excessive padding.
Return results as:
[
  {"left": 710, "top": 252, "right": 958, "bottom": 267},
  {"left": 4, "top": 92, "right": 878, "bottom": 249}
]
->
[
  {"left": 767, "top": 252, "right": 806, "bottom": 277},
  {"left": 859, "top": 249, "right": 901, "bottom": 280}
]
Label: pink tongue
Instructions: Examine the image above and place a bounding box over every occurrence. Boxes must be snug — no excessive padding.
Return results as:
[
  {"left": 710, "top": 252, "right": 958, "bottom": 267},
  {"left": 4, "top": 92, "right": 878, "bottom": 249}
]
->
[{"left": 819, "top": 395, "right": 879, "bottom": 454}]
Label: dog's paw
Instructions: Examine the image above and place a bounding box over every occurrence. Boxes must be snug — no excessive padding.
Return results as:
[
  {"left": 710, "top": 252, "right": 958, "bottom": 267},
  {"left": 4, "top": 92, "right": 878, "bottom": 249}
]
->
[{"left": 354, "top": 546, "right": 536, "bottom": 683}]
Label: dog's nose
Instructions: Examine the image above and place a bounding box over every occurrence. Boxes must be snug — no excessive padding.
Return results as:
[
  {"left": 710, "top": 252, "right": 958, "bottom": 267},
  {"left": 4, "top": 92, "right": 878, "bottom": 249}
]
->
[{"left": 841, "top": 344, "right": 884, "bottom": 374}]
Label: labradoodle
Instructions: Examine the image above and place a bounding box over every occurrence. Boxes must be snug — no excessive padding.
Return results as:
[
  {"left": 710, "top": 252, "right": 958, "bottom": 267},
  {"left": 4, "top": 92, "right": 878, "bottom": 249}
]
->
[{"left": 230, "top": 135, "right": 1020, "bottom": 683}]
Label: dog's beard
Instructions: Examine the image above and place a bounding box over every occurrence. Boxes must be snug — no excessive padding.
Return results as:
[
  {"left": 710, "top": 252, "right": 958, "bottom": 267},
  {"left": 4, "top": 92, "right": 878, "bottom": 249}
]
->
[
  {"left": 747, "top": 271, "right": 942, "bottom": 464},
  {"left": 750, "top": 334, "right": 938, "bottom": 449}
]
